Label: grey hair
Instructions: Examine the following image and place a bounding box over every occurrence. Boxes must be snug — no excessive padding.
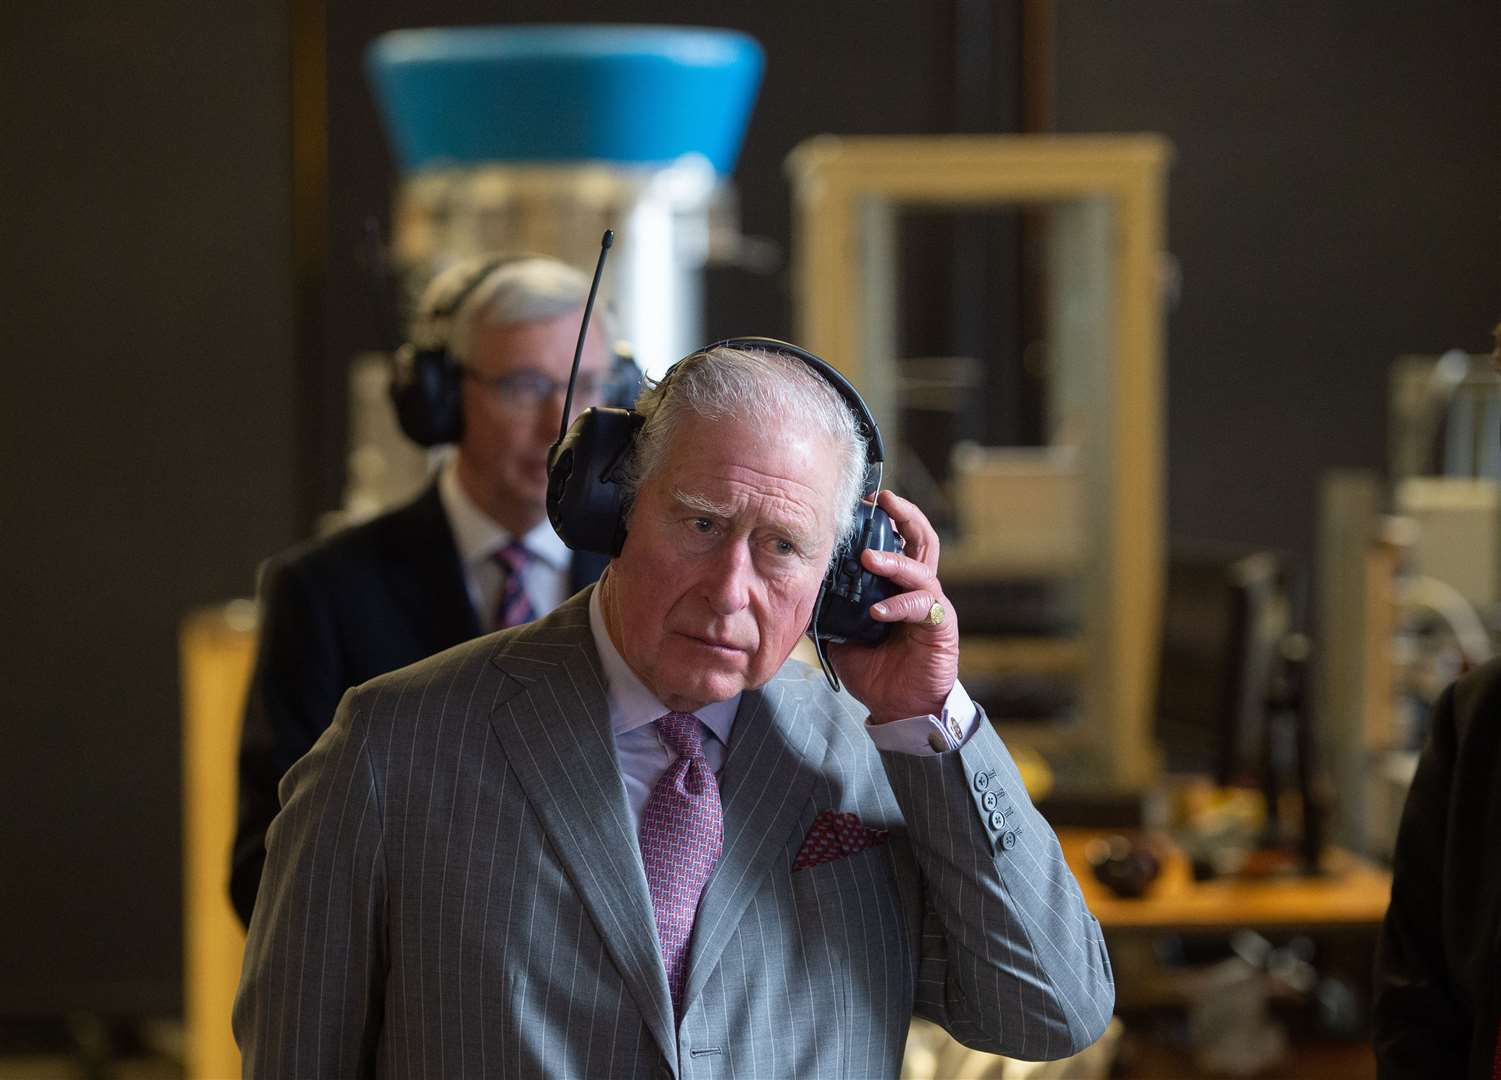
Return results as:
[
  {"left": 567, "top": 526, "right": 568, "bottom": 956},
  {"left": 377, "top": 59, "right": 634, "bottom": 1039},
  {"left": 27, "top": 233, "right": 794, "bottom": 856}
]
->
[
  {"left": 620, "top": 345, "right": 870, "bottom": 555},
  {"left": 411, "top": 254, "right": 618, "bottom": 361}
]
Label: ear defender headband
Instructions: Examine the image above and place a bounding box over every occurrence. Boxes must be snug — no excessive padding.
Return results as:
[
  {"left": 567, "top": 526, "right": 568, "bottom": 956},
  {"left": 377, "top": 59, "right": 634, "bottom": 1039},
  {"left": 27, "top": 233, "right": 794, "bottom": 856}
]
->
[{"left": 545, "top": 233, "right": 901, "bottom": 690}]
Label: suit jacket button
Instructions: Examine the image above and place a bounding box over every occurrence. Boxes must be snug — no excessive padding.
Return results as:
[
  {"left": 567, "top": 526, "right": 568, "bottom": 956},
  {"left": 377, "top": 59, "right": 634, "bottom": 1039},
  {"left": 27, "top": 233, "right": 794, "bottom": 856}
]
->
[
  {"left": 974, "top": 771, "right": 990, "bottom": 792},
  {"left": 999, "top": 830, "right": 1017, "bottom": 851},
  {"left": 989, "top": 809, "right": 1006, "bottom": 831},
  {"left": 982, "top": 790, "right": 998, "bottom": 812}
]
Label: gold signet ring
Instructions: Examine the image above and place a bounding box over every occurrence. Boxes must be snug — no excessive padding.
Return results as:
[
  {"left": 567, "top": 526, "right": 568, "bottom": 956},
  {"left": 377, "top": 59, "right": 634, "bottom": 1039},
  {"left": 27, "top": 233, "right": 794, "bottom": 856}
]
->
[{"left": 924, "top": 601, "right": 946, "bottom": 627}]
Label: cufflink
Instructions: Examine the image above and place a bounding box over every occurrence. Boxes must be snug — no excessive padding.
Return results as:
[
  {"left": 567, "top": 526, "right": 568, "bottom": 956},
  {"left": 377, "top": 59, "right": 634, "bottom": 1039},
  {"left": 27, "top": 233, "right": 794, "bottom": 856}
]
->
[{"left": 927, "top": 729, "right": 948, "bottom": 754}]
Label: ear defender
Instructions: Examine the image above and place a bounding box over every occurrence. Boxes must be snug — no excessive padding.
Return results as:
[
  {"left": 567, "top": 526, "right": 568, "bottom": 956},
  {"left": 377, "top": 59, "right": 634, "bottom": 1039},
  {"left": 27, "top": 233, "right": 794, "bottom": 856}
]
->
[
  {"left": 392, "top": 252, "right": 623, "bottom": 447},
  {"left": 546, "top": 405, "right": 643, "bottom": 557},
  {"left": 389, "top": 340, "right": 466, "bottom": 447},
  {"left": 544, "top": 236, "right": 901, "bottom": 693},
  {"left": 547, "top": 336, "right": 901, "bottom": 689},
  {"left": 813, "top": 495, "right": 901, "bottom": 648},
  {"left": 547, "top": 347, "right": 900, "bottom": 687},
  {"left": 388, "top": 257, "right": 506, "bottom": 447}
]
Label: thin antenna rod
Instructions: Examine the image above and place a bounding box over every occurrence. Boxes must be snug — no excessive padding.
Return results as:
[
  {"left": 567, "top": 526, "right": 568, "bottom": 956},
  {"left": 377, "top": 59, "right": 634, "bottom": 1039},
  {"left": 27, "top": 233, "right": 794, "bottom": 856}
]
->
[{"left": 559, "top": 229, "right": 614, "bottom": 444}]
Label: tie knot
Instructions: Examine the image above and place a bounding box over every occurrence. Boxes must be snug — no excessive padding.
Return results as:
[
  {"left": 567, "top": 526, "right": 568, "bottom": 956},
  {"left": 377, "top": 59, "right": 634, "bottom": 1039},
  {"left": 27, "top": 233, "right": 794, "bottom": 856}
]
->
[
  {"left": 655, "top": 712, "right": 705, "bottom": 758},
  {"left": 493, "top": 539, "right": 532, "bottom": 574}
]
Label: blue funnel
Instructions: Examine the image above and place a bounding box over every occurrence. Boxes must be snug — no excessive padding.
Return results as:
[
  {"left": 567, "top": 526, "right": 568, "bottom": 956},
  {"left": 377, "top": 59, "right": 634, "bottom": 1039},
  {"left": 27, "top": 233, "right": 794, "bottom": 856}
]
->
[{"left": 366, "top": 25, "right": 764, "bottom": 175}]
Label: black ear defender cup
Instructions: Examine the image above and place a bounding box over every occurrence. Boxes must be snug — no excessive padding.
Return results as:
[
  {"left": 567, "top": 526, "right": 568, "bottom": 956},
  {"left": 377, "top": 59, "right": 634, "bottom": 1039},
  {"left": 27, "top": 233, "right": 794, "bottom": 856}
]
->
[
  {"left": 546, "top": 403, "right": 643, "bottom": 556},
  {"left": 388, "top": 257, "right": 506, "bottom": 447}
]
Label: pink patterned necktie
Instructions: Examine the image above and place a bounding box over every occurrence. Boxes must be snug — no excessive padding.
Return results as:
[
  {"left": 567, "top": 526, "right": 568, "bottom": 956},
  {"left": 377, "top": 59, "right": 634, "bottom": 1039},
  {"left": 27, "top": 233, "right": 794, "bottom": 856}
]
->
[
  {"left": 493, "top": 540, "right": 536, "bottom": 629},
  {"left": 638, "top": 712, "right": 723, "bottom": 1016}
]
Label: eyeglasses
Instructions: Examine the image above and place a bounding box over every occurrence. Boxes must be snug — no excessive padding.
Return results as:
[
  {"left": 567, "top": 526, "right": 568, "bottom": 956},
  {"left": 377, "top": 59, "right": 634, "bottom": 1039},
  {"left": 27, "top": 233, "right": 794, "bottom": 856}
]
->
[{"left": 462, "top": 367, "right": 602, "bottom": 409}]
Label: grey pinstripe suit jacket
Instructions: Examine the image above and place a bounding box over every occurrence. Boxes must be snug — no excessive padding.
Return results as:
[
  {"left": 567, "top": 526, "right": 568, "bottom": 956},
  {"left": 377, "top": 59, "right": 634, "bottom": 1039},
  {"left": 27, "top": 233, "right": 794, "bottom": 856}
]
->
[{"left": 234, "top": 587, "right": 1114, "bottom": 1078}]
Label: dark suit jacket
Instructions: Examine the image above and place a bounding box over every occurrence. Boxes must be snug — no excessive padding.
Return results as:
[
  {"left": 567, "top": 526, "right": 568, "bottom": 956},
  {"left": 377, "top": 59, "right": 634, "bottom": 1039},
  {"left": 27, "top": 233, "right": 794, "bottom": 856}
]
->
[
  {"left": 1373, "top": 658, "right": 1501, "bottom": 1078},
  {"left": 234, "top": 588, "right": 1115, "bottom": 1077},
  {"left": 229, "top": 482, "right": 605, "bottom": 924}
]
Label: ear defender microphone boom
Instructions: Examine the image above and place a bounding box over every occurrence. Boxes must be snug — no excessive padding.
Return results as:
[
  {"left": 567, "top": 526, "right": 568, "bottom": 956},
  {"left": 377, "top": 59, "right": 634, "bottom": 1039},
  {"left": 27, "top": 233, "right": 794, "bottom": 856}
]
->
[
  {"left": 547, "top": 231, "right": 903, "bottom": 691},
  {"left": 544, "top": 231, "right": 643, "bottom": 557}
]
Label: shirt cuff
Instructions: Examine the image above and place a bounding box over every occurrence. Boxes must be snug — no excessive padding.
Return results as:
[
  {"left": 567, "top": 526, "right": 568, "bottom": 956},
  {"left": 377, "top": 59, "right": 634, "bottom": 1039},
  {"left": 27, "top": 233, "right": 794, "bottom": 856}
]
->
[{"left": 864, "top": 681, "right": 979, "bottom": 756}]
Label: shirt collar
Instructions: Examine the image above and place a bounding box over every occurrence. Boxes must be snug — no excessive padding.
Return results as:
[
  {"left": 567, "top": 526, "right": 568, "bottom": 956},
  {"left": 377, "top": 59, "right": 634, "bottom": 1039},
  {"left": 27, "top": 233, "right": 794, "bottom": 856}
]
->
[
  {"left": 587, "top": 578, "right": 738, "bottom": 748},
  {"left": 438, "top": 453, "right": 569, "bottom": 570}
]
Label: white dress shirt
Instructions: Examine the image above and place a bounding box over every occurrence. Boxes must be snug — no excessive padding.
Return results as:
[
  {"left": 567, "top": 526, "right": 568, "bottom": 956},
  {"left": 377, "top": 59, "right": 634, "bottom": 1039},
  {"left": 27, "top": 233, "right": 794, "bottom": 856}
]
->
[
  {"left": 438, "top": 455, "right": 572, "bottom": 630},
  {"left": 586, "top": 582, "right": 981, "bottom": 831}
]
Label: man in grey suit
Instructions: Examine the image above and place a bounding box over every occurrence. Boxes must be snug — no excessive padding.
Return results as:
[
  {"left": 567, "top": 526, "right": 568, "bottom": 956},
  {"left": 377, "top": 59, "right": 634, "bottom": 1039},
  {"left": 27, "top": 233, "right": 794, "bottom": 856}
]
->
[{"left": 235, "top": 343, "right": 1114, "bottom": 1078}]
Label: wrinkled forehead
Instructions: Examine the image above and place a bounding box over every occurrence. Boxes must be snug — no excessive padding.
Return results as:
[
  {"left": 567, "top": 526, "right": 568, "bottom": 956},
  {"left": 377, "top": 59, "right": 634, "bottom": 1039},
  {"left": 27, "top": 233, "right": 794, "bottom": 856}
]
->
[{"left": 657, "top": 415, "right": 842, "bottom": 544}]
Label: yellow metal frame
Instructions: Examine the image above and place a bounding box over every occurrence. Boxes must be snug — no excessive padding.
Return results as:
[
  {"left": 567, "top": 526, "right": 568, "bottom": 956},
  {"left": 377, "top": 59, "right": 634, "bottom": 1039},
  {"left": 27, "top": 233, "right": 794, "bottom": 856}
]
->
[
  {"left": 787, "top": 134, "right": 1171, "bottom": 793},
  {"left": 181, "top": 607, "right": 255, "bottom": 1080}
]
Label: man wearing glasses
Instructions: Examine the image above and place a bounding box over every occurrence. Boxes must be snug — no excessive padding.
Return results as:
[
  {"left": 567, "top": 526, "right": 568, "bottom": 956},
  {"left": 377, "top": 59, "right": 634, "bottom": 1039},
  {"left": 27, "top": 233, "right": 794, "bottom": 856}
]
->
[{"left": 229, "top": 255, "right": 621, "bottom": 926}]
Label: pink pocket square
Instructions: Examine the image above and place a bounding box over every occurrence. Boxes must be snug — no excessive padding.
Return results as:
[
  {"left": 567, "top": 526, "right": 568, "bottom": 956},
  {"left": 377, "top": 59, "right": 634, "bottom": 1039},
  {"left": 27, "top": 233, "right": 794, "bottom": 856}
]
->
[{"left": 792, "top": 810, "right": 890, "bottom": 871}]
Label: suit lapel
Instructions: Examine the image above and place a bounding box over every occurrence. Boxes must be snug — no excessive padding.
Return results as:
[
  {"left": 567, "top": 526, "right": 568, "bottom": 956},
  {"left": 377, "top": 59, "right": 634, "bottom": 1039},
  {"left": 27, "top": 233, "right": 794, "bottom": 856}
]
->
[
  {"left": 383, "top": 482, "right": 481, "bottom": 647},
  {"left": 679, "top": 670, "right": 828, "bottom": 1019},
  {"left": 485, "top": 592, "right": 677, "bottom": 1071}
]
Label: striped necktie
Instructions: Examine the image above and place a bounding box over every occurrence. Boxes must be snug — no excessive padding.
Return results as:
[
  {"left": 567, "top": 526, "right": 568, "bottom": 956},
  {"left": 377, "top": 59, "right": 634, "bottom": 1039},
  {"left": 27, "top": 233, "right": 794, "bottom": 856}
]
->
[
  {"left": 638, "top": 712, "right": 723, "bottom": 1016},
  {"left": 493, "top": 540, "right": 537, "bottom": 629}
]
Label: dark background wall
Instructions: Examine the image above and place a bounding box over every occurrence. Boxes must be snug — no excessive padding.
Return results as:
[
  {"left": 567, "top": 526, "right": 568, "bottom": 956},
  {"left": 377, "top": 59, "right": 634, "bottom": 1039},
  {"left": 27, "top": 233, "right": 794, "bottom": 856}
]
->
[
  {"left": 1, "top": 1, "right": 296, "bottom": 1014},
  {"left": 1053, "top": 4, "right": 1501, "bottom": 562},
  {"left": 1, "top": 0, "right": 1496, "bottom": 1018}
]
